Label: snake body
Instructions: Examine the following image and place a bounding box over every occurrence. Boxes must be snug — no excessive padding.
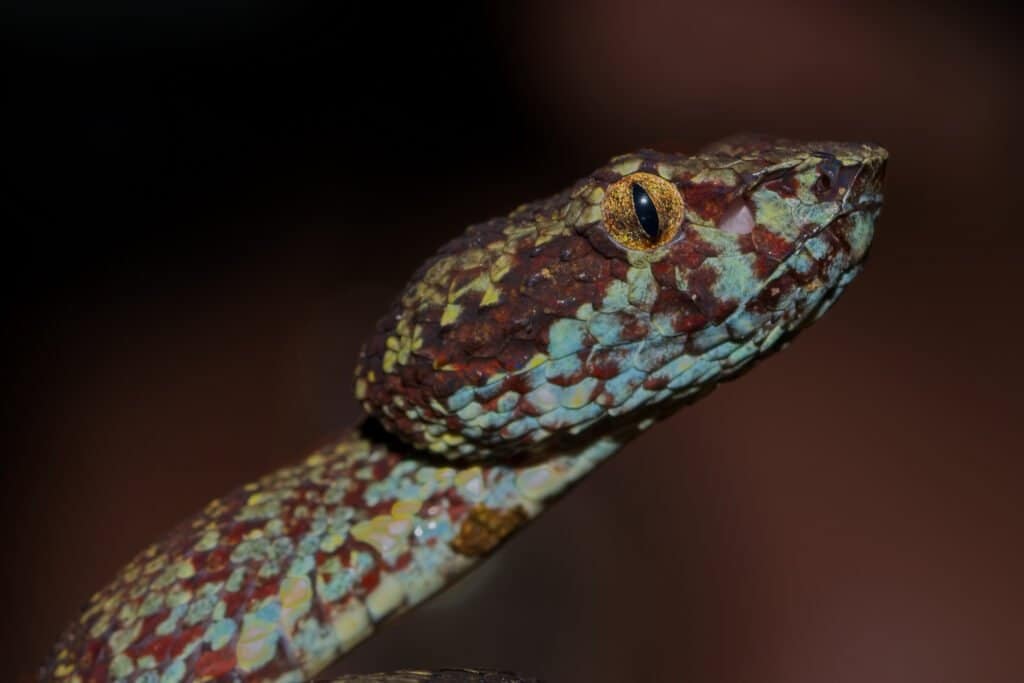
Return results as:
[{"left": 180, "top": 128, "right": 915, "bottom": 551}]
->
[{"left": 41, "top": 136, "right": 887, "bottom": 681}]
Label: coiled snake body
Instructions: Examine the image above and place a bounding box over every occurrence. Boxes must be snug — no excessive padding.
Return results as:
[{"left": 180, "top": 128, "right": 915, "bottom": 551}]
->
[{"left": 42, "top": 136, "right": 887, "bottom": 681}]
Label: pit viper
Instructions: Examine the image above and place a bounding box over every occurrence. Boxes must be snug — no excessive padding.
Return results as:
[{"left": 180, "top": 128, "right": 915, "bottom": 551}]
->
[{"left": 41, "top": 135, "right": 887, "bottom": 682}]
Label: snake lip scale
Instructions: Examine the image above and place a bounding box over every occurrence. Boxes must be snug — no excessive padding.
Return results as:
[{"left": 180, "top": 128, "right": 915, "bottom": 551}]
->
[{"left": 41, "top": 135, "right": 887, "bottom": 682}]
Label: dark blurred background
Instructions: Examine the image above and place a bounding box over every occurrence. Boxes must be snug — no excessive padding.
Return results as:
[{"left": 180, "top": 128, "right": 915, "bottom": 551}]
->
[{"left": 5, "top": 1, "right": 1023, "bottom": 681}]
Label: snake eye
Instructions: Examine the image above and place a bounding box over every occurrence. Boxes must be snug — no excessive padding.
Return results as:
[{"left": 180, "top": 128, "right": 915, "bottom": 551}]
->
[
  {"left": 602, "top": 172, "right": 684, "bottom": 250},
  {"left": 631, "top": 183, "right": 660, "bottom": 239}
]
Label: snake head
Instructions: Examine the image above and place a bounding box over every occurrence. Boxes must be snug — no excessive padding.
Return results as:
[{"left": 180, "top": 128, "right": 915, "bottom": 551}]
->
[{"left": 356, "top": 136, "right": 887, "bottom": 460}]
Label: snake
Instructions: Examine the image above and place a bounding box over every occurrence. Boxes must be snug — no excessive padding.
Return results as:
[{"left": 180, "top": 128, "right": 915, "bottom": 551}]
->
[{"left": 40, "top": 135, "right": 887, "bottom": 682}]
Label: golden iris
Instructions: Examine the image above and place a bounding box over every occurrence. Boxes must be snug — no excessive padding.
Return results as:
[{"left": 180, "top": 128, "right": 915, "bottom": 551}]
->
[{"left": 601, "top": 172, "right": 684, "bottom": 250}]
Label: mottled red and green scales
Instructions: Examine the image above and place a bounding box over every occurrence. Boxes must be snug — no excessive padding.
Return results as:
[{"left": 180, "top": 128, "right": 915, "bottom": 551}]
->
[
  {"left": 44, "top": 434, "right": 553, "bottom": 680},
  {"left": 42, "top": 136, "right": 887, "bottom": 681}
]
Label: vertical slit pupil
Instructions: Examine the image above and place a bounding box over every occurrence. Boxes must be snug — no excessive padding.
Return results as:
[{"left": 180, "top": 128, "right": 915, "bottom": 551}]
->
[{"left": 631, "top": 183, "right": 660, "bottom": 240}]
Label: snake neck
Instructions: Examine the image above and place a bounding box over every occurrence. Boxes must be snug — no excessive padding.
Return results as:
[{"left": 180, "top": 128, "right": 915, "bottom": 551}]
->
[{"left": 42, "top": 422, "right": 628, "bottom": 681}]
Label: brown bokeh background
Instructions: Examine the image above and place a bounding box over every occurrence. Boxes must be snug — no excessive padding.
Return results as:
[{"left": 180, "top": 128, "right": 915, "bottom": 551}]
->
[{"left": 6, "top": 1, "right": 1022, "bottom": 681}]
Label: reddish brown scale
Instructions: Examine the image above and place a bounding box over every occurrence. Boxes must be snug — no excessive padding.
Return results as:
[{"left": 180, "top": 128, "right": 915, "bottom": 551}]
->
[
  {"left": 764, "top": 174, "right": 800, "bottom": 198},
  {"left": 172, "top": 624, "right": 205, "bottom": 658},
  {"left": 569, "top": 250, "right": 611, "bottom": 283},
  {"left": 371, "top": 458, "right": 392, "bottom": 480},
  {"left": 141, "top": 635, "right": 173, "bottom": 662},
  {"left": 421, "top": 374, "right": 462, "bottom": 401},
  {"left": 201, "top": 564, "right": 232, "bottom": 586},
  {"left": 365, "top": 499, "right": 394, "bottom": 517},
  {"left": 445, "top": 503, "right": 470, "bottom": 525},
  {"left": 748, "top": 271, "right": 800, "bottom": 313},
  {"left": 560, "top": 282, "right": 599, "bottom": 317},
  {"left": 288, "top": 517, "right": 312, "bottom": 539},
  {"left": 90, "top": 661, "right": 109, "bottom": 682},
  {"left": 342, "top": 488, "right": 365, "bottom": 508},
  {"left": 463, "top": 335, "right": 507, "bottom": 363},
  {"left": 511, "top": 311, "right": 548, "bottom": 343},
  {"left": 251, "top": 580, "right": 280, "bottom": 602},
  {"left": 497, "top": 342, "right": 540, "bottom": 374},
  {"left": 608, "top": 258, "right": 630, "bottom": 282},
  {"left": 685, "top": 266, "right": 721, "bottom": 319},
  {"left": 521, "top": 265, "right": 573, "bottom": 314},
  {"left": 714, "top": 301, "right": 738, "bottom": 324},
  {"left": 360, "top": 569, "right": 381, "bottom": 594},
  {"left": 422, "top": 495, "right": 456, "bottom": 521},
  {"left": 82, "top": 640, "right": 102, "bottom": 668},
  {"left": 790, "top": 254, "right": 824, "bottom": 287},
  {"left": 650, "top": 286, "right": 694, "bottom": 316},
  {"left": 503, "top": 372, "right": 533, "bottom": 397},
  {"left": 387, "top": 414, "right": 416, "bottom": 438},
  {"left": 396, "top": 365, "right": 421, "bottom": 392},
  {"left": 688, "top": 231, "right": 720, "bottom": 260},
  {"left": 136, "top": 611, "right": 167, "bottom": 643},
  {"left": 540, "top": 240, "right": 602, "bottom": 307},
  {"left": 415, "top": 306, "right": 443, "bottom": 331},
  {"left": 483, "top": 301, "right": 515, "bottom": 330},
  {"left": 448, "top": 264, "right": 487, "bottom": 293},
  {"left": 618, "top": 314, "right": 650, "bottom": 343},
  {"left": 752, "top": 253, "right": 779, "bottom": 280},
  {"left": 672, "top": 311, "right": 708, "bottom": 336},
  {"left": 545, "top": 351, "right": 591, "bottom": 387},
  {"left": 643, "top": 375, "right": 671, "bottom": 391},
  {"left": 751, "top": 225, "right": 793, "bottom": 261},
  {"left": 131, "top": 637, "right": 165, "bottom": 664},
  {"left": 195, "top": 649, "right": 236, "bottom": 676},
  {"left": 585, "top": 354, "right": 621, "bottom": 381},
  {"left": 391, "top": 552, "right": 414, "bottom": 572},
  {"left": 207, "top": 547, "right": 231, "bottom": 572},
  {"left": 650, "top": 260, "right": 677, "bottom": 288},
  {"left": 831, "top": 218, "right": 856, "bottom": 255},
  {"left": 221, "top": 586, "right": 248, "bottom": 616},
  {"left": 587, "top": 347, "right": 635, "bottom": 380},
  {"left": 516, "top": 396, "right": 547, "bottom": 418},
  {"left": 836, "top": 232, "right": 863, "bottom": 268},
  {"left": 668, "top": 227, "right": 714, "bottom": 270},
  {"left": 590, "top": 167, "right": 621, "bottom": 185},
  {"left": 683, "top": 180, "right": 733, "bottom": 221},
  {"left": 479, "top": 395, "right": 501, "bottom": 414}
]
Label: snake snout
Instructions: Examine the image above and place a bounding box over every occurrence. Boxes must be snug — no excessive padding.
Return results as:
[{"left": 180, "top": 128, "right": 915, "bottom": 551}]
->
[{"left": 845, "top": 145, "right": 888, "bottom": 207}]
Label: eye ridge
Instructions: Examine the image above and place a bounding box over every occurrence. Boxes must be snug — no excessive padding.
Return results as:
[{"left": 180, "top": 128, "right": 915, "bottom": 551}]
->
[{"left": 631, "top": 182, "right": 661, "bottom": 240}]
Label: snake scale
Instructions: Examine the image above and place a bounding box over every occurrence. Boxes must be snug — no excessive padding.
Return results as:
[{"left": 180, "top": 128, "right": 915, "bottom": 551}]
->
[{"left": 41, "top": 135, "right": 887, "bottom": 682}]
